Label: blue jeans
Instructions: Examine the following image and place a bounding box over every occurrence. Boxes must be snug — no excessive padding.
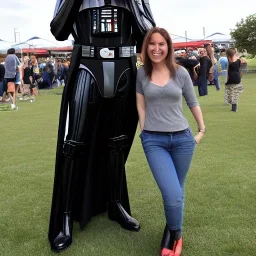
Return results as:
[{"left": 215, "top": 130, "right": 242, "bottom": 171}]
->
[
  {"left": 220, "top": 63, "right": 228, "bottom": 71},
  {"left": 221, "top": 70, "right": 227, "bottom": 77},
  {"left": 140, "top": 128, "right": 196, "bottom": 231},
  {"left": 198, "top": 76, "right": 208, "bottom": 96}
]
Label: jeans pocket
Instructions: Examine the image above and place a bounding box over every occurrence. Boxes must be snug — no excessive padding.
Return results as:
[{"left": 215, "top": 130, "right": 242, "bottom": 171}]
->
[
  {"left": 187, "top": 128, "right": 197, "bottom": 145},
  {"left": 139, "top": 130, "right": 150, "bottom": 143}
]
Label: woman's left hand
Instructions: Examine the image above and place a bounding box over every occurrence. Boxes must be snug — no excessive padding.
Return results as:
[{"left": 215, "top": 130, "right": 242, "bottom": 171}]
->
[{"left": 194, "top": 132, "right": 204, "bottom": 144}]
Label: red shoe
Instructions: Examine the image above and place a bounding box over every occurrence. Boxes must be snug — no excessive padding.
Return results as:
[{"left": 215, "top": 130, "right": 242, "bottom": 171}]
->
[
  {"left": 161, "top": 248, "right": 175, "bottom": 256},
  {"left": 173, "top": 237, "right": 182, "bottom": 256}
]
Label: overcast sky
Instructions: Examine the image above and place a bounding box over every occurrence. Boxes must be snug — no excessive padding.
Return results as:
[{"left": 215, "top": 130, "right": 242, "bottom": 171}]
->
[{"left": 0, "top": 0, "right": 254, "bottom": 43}]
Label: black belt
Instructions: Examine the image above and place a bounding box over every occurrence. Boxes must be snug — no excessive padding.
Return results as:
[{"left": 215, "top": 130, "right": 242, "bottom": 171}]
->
[
  {"left": 81, "top": 45, "right": 135, "bottom": 59},
  {"left": 143, "top": 128, "right": 188, "bottom": 135}
]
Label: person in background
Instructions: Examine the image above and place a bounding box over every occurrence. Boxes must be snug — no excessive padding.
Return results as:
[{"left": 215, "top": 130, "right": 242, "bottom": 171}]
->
[
  {"left": 136, "top": 27, "right": 206, "bottom": 256},
  {"left": 39, "top": 61, "right": 46, "bottom": 72},
  {"left": 176, "top": 55, "right": 199, "bottom": 85},
  {"left": 46, "top": 60, "right": 55, "bottom": 85},
  {"left": 219, "top": 51, "right": 228, "bottom": 78},
  {"left": 136, "top": 54, "right": 144, "bottom": 69},
  {"left": 225, "top": 48, "right": 243, "bottom": 112},
  {"left": 0, "top": 59, "right": 9, "bottom": 103},
  {"left": 21, "top": 58, "right": 33, "bottom": 101},
  {"left": 205, "top": 44, "right": 220, "bottom": 91},
  {"left": 30, "top": 55, "right": 39, "bottom": 74},
  {"left": 30, "top": 55, "right": 42, "bottom": 87},
  {"left": 56, "top": 59, "right": 64, "bottom": 86},
  {"left": 14, "top": 56, "right": 22, "bottom": 102},
  {"left": 186, "top": 47, "right": 194, "bottom": 59},
  {"left": 4, "top": 48, "right": 19, "bottom": 110},
  {"left": 195, "top": 48, "right": 212, "bottom": 96},
  {"left": 56, "top": 59, "right": 68, "bottom": 86},
  {"left": 0, "top": 61, "right": 5, "bottom": 100},
  {"left": 219, "top": 52, "right": 229, "bottom": 104},
  {"left": 41, "top": 66, "right": 53, "bottom": 89},
  {"left": 62, "top": 59, "right": 69, "bottom": 86}
]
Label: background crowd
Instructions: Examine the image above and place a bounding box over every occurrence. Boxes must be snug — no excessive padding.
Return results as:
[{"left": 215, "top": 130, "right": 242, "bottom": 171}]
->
[
  {"left": 172, "top": 45, "right": 246, "bottom": 112},
  {"left": 0, "top": 45, "right": 246, "bottom": 112},
  {"left": 0, "top": 48, "right": 70, "bottom": 110}
]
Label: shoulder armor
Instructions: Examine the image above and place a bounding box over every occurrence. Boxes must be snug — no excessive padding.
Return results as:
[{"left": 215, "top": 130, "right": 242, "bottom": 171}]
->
[{"left": 51, "top": 0, "right": 83, "bottom": 41}]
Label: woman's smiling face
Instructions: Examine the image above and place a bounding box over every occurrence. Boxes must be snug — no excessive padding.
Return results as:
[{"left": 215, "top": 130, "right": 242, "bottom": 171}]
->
[{"left": 147, "top": 32, "right": 168, "bottom": 65}]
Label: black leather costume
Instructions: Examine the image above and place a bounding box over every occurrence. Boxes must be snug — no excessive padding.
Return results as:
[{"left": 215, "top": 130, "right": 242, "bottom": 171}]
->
[{"left": 48, "top": 0, "right": 155, "bottom": 252}]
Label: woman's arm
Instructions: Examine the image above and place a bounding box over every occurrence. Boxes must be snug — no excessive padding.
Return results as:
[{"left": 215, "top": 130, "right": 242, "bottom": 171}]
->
[
  {"left": 208, "top": 59, "right": 214, "bottom": 81},
  {"left": 193, "top": 64, "right": 200, "bottom": 81},
  {"left": 190, "top": 105, "right": 206, "bottom": 144},
  {"left": 136, "top": 92, "right": 146, "bottom": 131},
  {"left": 21, "top": 65, "right": 24, "bottom": 80}
]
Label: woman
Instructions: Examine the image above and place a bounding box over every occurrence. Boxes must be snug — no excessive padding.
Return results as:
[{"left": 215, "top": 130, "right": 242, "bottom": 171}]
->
[
  {"left": 225, "top": 48, "right": 243, "bottom": 112},
  {"left": 30, "top": 55, "right": 42, "bottom": 88},
  {"left": 21, "top": 57, "right": 33, "bottom": 100},
  {"left": 136, "top": 27, "right": 206, "bottom": 256}
]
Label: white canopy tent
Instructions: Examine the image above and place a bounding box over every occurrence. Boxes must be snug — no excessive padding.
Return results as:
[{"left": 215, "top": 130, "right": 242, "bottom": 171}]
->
[
  {"left": 11, "top": 36, "right": 59, "bottom": 49},
  {"left": 204, "top": 32, "right": 234, "bottom": 43}
]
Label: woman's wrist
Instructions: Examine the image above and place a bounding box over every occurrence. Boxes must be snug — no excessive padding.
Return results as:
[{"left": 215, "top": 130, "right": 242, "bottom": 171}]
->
[{"left": 198, "top": 126, "right": 206, "bottom": 133}]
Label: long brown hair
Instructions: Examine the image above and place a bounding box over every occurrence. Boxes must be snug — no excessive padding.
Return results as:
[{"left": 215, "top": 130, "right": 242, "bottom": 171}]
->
[{"left": 141, "top": 27, "right": 178, "bottom": 78}]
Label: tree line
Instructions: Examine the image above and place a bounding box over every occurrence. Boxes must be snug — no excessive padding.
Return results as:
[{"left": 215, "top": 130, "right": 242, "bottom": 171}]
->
[{"left": 231, "top": 13, "right": 256, "bottom": 56}]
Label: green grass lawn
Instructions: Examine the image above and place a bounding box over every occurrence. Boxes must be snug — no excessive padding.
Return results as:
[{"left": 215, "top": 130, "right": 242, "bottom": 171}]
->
[
  {"left": 245, "top": 58, "right": 256, "bottom": 70},
  {"left": 0, "top": 76, "right": 256, "bottom": 256}
]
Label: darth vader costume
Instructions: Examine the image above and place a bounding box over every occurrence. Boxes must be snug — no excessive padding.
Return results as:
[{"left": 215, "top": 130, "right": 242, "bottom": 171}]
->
[{"left": 48, "top": 0, "right": 156, "bottom": 252}]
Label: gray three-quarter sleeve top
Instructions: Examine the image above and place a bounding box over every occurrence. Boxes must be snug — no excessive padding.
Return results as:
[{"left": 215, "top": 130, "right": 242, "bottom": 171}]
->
[{"left": 136, "top": 66, "right": 199, "bottom": 132}]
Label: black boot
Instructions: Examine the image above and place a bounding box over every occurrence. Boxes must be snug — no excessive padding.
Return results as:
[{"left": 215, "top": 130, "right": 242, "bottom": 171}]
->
[
  {"left": 108, "top": 201, "right": 140, "bottom": 231},
  {"left": 50, "top": 212, "right": 72, "bottom": 252},
  {"left": 108, "top": 135, "right": 140, "bottom": 231},
  {"left": 49, "top": 141, "right": 87, "bottom": 252},
  {"left": 161, "top": 224, "right": 181, "bottom": 249},
  {"left": 231, "top": 104, "right": 237, "bottom": 112}
]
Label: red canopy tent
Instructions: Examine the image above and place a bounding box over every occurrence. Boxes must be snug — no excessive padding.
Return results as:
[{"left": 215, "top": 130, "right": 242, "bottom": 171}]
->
[
  {"left": 20, "top": 48, "right": 49, "bottom": 55},
  {"left": 173, "top": 40, "right": 212, "bottom": 49},
  {"left": 47, "top": 46, "right": 73, "bottom": 52}
]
